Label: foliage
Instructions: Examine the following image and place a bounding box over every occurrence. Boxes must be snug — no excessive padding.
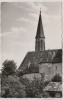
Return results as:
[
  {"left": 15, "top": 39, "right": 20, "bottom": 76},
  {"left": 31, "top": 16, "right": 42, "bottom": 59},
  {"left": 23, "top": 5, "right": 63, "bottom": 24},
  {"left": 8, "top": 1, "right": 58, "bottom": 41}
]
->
[
  {"left": 35, "top": 92, "right": 50, "bottom": 98},
  {"left": 1, "top": 60, "right": 17, "bottom": 76},
  {"left": 1, "top": 75, "right": 26, "bottom": 98},
  {"left": 1, "top": 73, "right": 50, "bottom": 98},
  {"left": 1, "top": 60, "right": 50, "bottom": 98},
  {"left": 19, "top": 73, "right": 49, "bottom": 98},
  {"left": 16, "top": 70, "right": 23, "bottom": 77},
  {"left": 51, "top": 74, "right": 62, "bottom": 82}
]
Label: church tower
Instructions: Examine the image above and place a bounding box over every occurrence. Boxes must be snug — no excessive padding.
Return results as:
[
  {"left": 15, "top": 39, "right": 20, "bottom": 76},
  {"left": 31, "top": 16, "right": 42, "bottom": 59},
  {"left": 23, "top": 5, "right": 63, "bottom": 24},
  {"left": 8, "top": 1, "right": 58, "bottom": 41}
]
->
[{"left": 35, "top": 10, "right": 45, "bottom": 51}]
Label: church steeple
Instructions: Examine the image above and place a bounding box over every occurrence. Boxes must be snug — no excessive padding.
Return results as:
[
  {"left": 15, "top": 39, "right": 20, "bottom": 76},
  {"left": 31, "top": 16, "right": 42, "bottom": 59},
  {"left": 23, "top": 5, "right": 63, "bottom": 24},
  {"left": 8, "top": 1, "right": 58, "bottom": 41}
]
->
[{"left": 35, "top": 10, "right": 45, "bottom": 51}]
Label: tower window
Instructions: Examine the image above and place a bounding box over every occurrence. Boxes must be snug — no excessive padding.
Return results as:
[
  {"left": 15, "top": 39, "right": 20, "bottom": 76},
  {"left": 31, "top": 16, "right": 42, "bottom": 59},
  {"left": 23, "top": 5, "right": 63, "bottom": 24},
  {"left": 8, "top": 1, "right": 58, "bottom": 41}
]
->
[
  {"left": 41, "top": 40, "right": 43, "bottom": 50},
  {"left": 38, "top": 40, "right": 40, "bottom": 50}
]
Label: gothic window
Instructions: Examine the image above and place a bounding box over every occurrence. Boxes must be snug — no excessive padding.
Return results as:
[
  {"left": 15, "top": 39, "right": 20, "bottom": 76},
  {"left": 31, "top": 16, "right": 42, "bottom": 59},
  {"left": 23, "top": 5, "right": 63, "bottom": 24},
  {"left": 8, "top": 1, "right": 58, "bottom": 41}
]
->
[
  {"left": 38, "top": 40, "right": 40, "bottom": 50},
  {"left": 41, "top": 40, "right": 43, "bottom": 50},
  {"left": 53, "top": 51, "right": 55, "bottom": 57},
  {"left": 35, "top": 40, "right": 37, "bottom": 50},
  {"left": 55, "top": 66, "right": 57, "bottom": 71},
  {"left": 41, "top": 40, "right": 42, "bottom": 50},
  {"left": 55, "top": 66, "right": 58, "bottom": 74},
  {"left": 28, "top": 61, "right": 31, "bottom": 69}
]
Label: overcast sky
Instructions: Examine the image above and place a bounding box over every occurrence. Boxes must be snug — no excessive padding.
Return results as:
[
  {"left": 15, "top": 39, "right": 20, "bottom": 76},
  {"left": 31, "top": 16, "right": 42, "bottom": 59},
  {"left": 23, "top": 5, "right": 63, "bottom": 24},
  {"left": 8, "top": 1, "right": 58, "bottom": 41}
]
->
[{"left": 1, "top": 2, "right": 62, "bottom": 70}]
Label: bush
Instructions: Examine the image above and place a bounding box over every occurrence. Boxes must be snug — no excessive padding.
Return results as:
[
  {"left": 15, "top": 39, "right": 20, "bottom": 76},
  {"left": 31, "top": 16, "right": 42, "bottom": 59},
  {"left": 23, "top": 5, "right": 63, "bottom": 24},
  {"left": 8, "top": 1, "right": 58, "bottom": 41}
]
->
[
  {"left": 16, "top": 70, "right": 23, "bottom": 77},
  {"left": 1, "top": 73, "right": 50, "bottom": 98},
  {"left": 51, "top": 74, "right": 62, "bottom": 82},
  {"left": 1, "top": 60, "right": 50, "bottom": 98},
  {"left": 1, "top": 75, "right": 26, "bottom": 98},
  {"left": 1, "top": 60, "right": 17, "bottom": 76},
  {"left": 35, "top": 92, "right": 50, "bottom": 98},
  {"left": 19, "top": 74, "right": 49, "bottom": 98}
]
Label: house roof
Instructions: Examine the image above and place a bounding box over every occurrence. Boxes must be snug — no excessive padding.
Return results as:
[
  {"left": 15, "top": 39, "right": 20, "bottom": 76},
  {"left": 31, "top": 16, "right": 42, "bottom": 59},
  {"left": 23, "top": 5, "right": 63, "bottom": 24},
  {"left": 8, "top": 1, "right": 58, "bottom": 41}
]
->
[
  {"left": 23, "top": 64, "right": 39, "bottom": 74},
  {"left": 36, "top": 10, "right": 45, "bottom": 38},
  {"left": 18, "top": 49, "right": 62, "bottom": 72},
  {"left": 52, "top": 49, "right": 62, "bottom": 63},
  {"left": 43, "top": 82, "right": 62, "bottom": 92}
]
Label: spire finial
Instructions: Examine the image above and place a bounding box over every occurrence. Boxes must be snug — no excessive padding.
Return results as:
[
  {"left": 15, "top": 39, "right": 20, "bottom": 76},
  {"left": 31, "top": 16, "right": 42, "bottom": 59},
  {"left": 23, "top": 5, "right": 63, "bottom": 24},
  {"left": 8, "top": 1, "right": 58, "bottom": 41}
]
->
[{"left": 40, "top": 8, "right": 41, "bottom": 13}]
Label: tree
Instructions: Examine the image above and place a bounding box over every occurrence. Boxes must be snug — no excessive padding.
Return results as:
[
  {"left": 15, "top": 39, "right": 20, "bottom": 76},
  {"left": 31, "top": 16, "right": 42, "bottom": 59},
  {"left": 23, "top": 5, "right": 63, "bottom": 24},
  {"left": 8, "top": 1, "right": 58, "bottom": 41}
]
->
[
  {"left": 16, "top": 70, "right": 23, "bottom": 77},
  {"left": 51, "top": 74, "right": 62, "bottom": 82},
  {"left": 1, "top": 60, "right": 17, "bottom": 76},
  {"left": 35, "top": 92, "right": 50, "bottom": 98},
  {"left": 1, "top": 75, "right": 26, "bottom": 98},
  {"left": 19, "top": 73, "right": 49, "bottom": 98}
]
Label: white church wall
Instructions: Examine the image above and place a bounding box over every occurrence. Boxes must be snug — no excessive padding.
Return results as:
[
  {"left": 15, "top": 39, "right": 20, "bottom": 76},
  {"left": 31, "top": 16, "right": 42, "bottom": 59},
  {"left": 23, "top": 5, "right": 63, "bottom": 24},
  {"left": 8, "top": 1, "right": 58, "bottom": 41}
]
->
[
  {"left": 39, "top": 63, "right": 62, "bottom": 80},
  {"left": 52, "top": 63, "right": 62, "bottom": 76},
  {"left": 39, "top": 63, "right": 52, "bottom": 80},
  {"left": 23, "top": 63, "right": 62, "bottom": 80},
  {"left": 23, "top": 73, "right": 41, "bottom": 80}
]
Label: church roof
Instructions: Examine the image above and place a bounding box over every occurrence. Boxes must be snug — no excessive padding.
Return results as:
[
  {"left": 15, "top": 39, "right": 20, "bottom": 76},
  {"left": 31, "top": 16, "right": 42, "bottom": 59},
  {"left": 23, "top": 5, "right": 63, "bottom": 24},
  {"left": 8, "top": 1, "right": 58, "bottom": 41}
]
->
[
  {"left": 52, "top": 49, "right": 62, "bottom": 63},
  {"left": 18, "top": 49, "right": 62, "bottom": 72},
  {"left": 23, "top": 64, "right": 39, "bottom": 74},
  {"left": 36, "top": 11, "right": 45, "bottom": 38}
]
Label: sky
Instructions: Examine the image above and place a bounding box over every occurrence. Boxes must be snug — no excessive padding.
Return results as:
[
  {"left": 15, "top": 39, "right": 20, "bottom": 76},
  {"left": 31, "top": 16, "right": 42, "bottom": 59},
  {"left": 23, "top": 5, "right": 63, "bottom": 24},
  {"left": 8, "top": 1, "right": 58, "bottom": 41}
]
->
[{"left": 1, "top": 2, "right": 62, "bottom": 70}]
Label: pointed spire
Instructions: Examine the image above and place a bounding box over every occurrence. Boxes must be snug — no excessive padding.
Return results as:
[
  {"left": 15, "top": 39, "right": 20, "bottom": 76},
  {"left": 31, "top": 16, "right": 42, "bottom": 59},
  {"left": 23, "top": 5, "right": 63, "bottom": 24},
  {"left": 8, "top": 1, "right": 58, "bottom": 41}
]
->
[
  {"left": 40, "top": 7, "right": 41, "bottom": 13},
  {"left": 36, "top": 9, "right": 45, "bottom": 38}
]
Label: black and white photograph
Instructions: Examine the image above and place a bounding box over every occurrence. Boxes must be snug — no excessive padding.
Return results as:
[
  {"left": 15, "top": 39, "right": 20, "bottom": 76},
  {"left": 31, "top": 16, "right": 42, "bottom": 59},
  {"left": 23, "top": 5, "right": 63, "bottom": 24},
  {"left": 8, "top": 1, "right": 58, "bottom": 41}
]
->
[{"left": 0, "top": 1, "right": 63, "bottom": 98}]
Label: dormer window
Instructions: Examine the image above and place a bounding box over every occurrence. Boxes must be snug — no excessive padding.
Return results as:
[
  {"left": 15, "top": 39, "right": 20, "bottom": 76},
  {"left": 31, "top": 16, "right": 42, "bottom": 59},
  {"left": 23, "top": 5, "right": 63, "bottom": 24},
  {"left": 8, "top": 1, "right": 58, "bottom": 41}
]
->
[
  {"left": 52, "top": 51, "right": 55, "bottom": 59},
  {"left": 28, "top": 61, "right": 31, "bottom": 69}
]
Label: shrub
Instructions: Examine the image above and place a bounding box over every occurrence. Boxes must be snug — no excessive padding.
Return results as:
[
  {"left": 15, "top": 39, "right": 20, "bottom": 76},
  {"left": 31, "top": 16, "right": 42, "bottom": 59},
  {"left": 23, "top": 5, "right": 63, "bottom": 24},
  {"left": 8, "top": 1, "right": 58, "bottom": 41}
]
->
[
  {"left": 1, "top": 60, "right": 17, "bottom": 76},
  {"left": 1, "top": 75, "right": 26, "bottom": 98},
  {"left": 19, "top": 74, "right": 49, "bottom": 98},
  {"left": 51, "top": 74, "right": 62, "bottom": 82}
]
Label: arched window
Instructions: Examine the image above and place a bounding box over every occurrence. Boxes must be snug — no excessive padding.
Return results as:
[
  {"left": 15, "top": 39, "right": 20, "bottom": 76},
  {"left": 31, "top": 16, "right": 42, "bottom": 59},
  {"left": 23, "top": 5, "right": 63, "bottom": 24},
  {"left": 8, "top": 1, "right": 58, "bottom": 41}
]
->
[
  {"left": 38, "top": 40, "right": 40, "bottom": 50},
  {"left": 41, "top": 40, "right": 43, "bottom": 50},
  {"left": 55, "top": 66, "right": 57, "bottom": 74},
  {"left": 28, "top": 61, "right": 31, "bottom": 68}
]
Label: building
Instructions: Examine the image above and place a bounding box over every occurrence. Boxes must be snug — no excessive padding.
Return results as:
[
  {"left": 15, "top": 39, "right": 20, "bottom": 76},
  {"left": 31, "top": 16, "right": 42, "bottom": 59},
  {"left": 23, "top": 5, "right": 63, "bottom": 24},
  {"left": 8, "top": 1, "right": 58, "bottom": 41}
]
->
[
  {"left": 43, "top": 82, "right": 62, "bottom": 97},
  {"left": 18, "top": 10, "right": 62, "bottom": 80}
]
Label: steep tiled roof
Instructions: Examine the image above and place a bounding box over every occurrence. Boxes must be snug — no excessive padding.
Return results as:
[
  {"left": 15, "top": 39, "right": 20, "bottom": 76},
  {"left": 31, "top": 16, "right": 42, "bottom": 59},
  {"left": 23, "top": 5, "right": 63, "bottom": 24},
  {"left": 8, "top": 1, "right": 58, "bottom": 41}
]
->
[
  {"left": 43, "top": 82, "right": 62, "bottom": 92},
  {"left": 18, "top": 49, "right": 62, "bottom": 72},
  {"left": 52, "top": 49, "right": 62, "bottom": 63},
  {"left": 23, "top": 64, "right": 39, "bottom": 74}
]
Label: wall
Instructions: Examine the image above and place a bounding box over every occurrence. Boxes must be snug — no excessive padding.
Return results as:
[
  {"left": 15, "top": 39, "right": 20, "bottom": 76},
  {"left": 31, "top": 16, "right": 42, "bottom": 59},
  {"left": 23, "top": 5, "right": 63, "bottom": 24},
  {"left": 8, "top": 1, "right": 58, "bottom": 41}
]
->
[
  {"left": 39, "top": 63, "right": 52, "bottom": 80},
  {"left": 52, "top": 63, "right": 62, "bottom": 76},
  {"left": 55, "top": 92, "right": 62, "bottom": 97},
  {"left": 23, "top": 63, "right": 62, "bottom": 80},
  {"left": 23, "top": 73, "right": 41, "bottom": 80},
  {"left": 39, "top": 63, "right": 62, "bottom": 80}
]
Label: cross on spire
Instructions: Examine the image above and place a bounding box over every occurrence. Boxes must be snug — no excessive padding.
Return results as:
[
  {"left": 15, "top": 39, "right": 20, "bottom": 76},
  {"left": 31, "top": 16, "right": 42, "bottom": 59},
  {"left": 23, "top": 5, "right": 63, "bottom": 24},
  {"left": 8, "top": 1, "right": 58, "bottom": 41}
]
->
[{"left": 40, "top": 8, "right": 41, "bottom": 13}]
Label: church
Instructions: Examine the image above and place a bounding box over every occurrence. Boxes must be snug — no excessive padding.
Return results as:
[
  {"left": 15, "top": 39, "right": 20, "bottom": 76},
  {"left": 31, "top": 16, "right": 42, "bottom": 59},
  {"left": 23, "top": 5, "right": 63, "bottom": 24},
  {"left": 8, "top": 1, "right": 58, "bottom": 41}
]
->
[{"left": 18, "top": 10, "right": 62, "bottom": 80}]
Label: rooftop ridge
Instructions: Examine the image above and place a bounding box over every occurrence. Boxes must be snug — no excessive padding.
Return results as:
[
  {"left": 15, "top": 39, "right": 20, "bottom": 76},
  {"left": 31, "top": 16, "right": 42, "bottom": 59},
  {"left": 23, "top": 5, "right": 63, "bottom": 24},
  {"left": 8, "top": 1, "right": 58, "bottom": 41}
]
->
[{"left": 28, "top": 49, "right": 62, "bottom": 53}]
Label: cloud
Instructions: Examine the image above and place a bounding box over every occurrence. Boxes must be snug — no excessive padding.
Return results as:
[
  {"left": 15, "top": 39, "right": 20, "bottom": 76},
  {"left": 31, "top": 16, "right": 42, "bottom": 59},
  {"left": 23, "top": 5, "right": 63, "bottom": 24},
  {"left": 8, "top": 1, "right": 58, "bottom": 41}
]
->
[
  {"left": 17, "top": 17, "right": 29, "bottom": 22},
  {"left": 1, "top": 2, "right": 62, "bottom": 71},
  {"left": 0, "top": 2, "right": 1, "bottom": 32},
  {"left": 51, "top": 15, "right": 61, "bottom": 20},
  {"left": 11, "top": 26, "right": 26, "bottom": 32},
  {"left": 14, "top": 2, "right": 48, "bottom": 14},
  {"left": 1, "top": 26, "right": 28, "bottom": 54},
  {"left": 25, "top": 2, "right": 48, "bottom": 13},
  {"left": 17, "top": 17, "right": 37, "bottom": 25},
  {"left": 2, "top": 26, "right": 26, "bottom": 37}
]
